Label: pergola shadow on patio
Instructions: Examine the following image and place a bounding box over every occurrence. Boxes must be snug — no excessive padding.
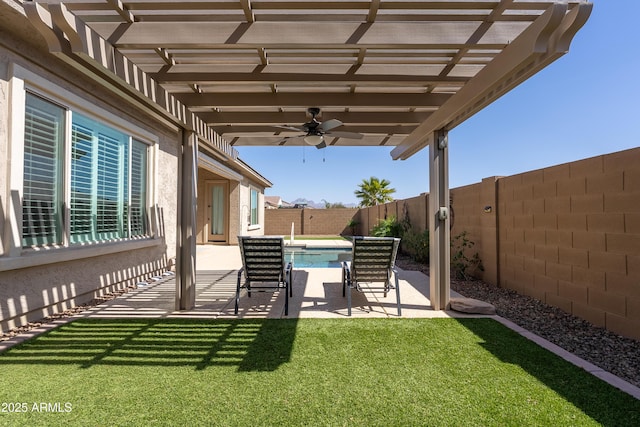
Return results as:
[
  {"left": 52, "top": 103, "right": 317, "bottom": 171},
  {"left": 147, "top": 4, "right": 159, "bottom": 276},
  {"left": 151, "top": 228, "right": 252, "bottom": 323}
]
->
[{"left": 79, "top": 245, "right": 478, "bottom": 320}]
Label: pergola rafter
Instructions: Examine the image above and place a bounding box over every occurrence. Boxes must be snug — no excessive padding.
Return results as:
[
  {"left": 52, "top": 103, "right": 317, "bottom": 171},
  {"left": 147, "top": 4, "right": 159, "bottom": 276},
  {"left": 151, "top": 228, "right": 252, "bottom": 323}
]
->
[{"left": 42, "top": 0, "right": 587, "bottom": 150}]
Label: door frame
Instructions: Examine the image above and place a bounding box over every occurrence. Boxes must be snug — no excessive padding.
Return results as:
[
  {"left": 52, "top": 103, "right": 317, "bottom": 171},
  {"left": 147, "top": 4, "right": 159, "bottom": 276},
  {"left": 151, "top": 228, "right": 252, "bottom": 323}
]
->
[{"left": 205, "top": 180, "right": 229, "bottom": 243}]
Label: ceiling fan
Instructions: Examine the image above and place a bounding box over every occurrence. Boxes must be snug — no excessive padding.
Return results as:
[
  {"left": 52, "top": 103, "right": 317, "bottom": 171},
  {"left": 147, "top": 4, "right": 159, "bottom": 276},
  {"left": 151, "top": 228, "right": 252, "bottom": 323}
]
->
[{"left": 275, "top": 107, "right": 364, "bottom": 149}]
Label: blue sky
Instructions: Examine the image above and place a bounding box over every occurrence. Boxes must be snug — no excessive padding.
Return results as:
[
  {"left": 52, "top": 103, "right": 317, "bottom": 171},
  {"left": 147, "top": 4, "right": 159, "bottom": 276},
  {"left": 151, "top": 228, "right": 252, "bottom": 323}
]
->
[{"left": 237, "top": 1, "right": 640, "bottom": 206}]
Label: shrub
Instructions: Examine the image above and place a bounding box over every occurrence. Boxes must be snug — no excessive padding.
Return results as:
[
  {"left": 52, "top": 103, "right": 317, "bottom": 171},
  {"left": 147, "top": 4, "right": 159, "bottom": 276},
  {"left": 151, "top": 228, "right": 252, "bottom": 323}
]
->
[
  {"left": 346, "top": 218, "right": 359, "bottom": 235},
  {"left": 402, "top": 229, "right": 430, "bottom": 264},
  {"left": 371, "top": 216, "right": 405, "bottom": 238},
  {"left": 451, "top": 231, "right": 484, "bottom": 280}
]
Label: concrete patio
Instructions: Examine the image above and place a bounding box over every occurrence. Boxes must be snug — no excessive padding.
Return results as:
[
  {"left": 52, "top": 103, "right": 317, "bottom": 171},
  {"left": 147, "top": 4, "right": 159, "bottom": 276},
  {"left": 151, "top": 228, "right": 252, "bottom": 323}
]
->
[{"left": 79, "top": 243, "right": 477, "bottom": 320}]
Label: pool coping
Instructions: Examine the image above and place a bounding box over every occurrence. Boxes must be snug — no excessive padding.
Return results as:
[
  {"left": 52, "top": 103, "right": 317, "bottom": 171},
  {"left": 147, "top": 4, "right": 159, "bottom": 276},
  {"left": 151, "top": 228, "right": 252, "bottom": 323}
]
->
[{"left": 285, "top": 239, "right": 353, "bottom": 249}]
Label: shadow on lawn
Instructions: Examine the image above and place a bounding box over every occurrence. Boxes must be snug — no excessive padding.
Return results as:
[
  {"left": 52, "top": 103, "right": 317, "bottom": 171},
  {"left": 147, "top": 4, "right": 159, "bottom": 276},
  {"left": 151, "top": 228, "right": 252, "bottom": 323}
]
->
[
  {"left": 0, "top": 318, "right": 298, "bottom": 372},
  {"left": 457, "top": 318, "right": 640, "bottom": 426}
]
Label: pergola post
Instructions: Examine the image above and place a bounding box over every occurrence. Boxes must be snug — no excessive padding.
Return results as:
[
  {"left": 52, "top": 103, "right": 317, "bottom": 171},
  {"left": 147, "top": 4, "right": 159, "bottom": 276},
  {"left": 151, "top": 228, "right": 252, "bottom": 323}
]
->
[
  {"left": 429, "top": 129, "right": 450, "bottom": 310},
  {"left": 175, "top": 129, "right": 198, "bottom": 310}
]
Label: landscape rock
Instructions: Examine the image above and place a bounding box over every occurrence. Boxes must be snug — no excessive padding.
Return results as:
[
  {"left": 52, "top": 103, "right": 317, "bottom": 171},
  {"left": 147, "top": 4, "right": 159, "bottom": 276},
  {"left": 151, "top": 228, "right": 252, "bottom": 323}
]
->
[{"left": 450, "top": 297, "right": 496, "bottom": 315}]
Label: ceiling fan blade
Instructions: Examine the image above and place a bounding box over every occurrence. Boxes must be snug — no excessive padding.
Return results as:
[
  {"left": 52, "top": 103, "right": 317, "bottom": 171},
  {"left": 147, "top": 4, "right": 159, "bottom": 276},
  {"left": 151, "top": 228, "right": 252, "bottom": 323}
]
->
[
  {"left": 318, "top": 118, "right": 342, "bottom": 132},
  {"left": 324, "top": 130, "right": 364, "bottom": 139},
  {"left": 272, "top": 135, "right": 305, "bottom": 145},
  {"left": 276, "top": 125, "right": 307, "bottom": 132},
  {"left": 315, "top": 141, "right": 327, "bottom": 149}
]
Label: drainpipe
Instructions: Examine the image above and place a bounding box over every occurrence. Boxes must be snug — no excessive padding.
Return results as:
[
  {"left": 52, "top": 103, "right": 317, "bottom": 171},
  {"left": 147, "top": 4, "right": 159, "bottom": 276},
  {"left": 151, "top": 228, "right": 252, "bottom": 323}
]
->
[
  {"left": 175, "top": 129, "right": 198, "bottom": 310},
  {"left": 429, "top": 129, "right": 451, "bottom": 310}
]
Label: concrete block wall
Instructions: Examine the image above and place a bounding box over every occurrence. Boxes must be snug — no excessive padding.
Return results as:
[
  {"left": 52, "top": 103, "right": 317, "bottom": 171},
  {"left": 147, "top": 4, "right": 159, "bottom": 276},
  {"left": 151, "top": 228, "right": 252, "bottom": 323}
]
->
[
  {"left": 498, "top": 148, "right": 640, "bottom": 340},
  {"left": 263, "top": 148, "right": 640, "bottom": 340},
  {"left": 264, "top": 209, "right": 302, "bottom": 236},
  {"left": 264, "top": 209, "right": 358, "bottom": 236},
  {"left": 357, "top": 195, "right": 428, "bottom": 235},
  {"left": 450, "top": 177, "right": 499, "bottom": 284}
]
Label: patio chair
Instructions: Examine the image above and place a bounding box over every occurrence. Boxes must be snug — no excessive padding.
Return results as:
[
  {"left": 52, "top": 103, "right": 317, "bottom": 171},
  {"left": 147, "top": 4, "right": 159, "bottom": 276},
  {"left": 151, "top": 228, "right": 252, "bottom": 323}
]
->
[
  {"left": 342, "top": 236, "right": 401, "bottom": 316},
  {"left": 236, "top": 236, "right": 293, "bottom": 316}
]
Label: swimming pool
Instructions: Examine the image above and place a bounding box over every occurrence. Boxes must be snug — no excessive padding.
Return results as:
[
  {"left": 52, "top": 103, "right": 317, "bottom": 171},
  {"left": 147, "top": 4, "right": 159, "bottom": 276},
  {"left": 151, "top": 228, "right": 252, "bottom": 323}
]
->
[{"left": 284, "top": 247, "right": 352, "bottom": 268}]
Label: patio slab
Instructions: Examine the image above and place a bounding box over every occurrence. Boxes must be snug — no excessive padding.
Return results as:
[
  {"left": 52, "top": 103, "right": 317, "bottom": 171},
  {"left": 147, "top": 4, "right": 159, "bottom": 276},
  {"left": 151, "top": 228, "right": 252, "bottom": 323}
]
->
[{"left": 79, "top": 244, "right": 479, "bottom": 320}]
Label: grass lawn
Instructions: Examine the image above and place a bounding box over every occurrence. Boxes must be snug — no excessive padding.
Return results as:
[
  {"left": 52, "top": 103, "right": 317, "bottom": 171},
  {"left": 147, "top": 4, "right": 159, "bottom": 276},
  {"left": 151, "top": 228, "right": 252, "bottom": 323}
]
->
[{"left": 1, "top": 318, "right": 638, "bottom": 426}]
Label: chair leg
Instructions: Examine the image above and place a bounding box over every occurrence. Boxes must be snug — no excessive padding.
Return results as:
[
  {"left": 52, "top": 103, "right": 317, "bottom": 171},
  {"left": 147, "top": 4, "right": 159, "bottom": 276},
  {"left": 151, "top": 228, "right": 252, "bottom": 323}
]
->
[
  {"left": 284, "top": 279, "right": 289, "bottom": 316},
  {"left": 289, "top": 269, "right": 293, "bottom": 297},
  {"left": 235, "top": 271, "right": 242, "bottom": 315},
  {"left": 347, "top": 279, "right": 352, "bottom": 316},
  {"left": 394, "top": 273, "right": 401, "bottom": 316},
  {"left": 342, "top": 264, "right": 349, "bottom": 297}
]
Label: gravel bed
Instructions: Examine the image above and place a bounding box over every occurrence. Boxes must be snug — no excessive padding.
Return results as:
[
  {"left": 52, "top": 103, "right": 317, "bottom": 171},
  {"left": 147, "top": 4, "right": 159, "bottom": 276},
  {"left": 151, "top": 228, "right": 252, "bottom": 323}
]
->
[{"left": 396, "top": 256, "right": 640, "bottom": 389}]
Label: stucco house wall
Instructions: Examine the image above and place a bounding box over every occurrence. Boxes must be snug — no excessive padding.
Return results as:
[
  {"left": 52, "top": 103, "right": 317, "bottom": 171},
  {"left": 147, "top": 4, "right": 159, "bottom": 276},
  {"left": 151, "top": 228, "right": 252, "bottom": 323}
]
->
[
  {"left": 0, "top": 4, "right": 270, "bottom": 332},
  {"left": 0, "top": 10, "right": 179, "bottom": 331}
]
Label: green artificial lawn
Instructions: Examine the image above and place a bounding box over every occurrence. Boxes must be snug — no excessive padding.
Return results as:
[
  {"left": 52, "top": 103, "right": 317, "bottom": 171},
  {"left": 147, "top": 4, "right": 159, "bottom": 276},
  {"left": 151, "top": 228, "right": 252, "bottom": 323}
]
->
[{"left": 0, "top": 318, "right": 638, "bottom": 426}]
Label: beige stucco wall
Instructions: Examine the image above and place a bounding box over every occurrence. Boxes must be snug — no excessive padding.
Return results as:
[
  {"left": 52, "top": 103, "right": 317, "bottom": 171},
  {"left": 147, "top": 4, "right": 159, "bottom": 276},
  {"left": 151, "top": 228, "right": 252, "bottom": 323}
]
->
[
  {"left": 0, "top": 9, "right": 179, "bottom": 332},
  {"left": 195, "top": 168, "right": 269, "bottom": 246},
  {"left": 0, "top": 47, "right": 8, "bottom": 258}
]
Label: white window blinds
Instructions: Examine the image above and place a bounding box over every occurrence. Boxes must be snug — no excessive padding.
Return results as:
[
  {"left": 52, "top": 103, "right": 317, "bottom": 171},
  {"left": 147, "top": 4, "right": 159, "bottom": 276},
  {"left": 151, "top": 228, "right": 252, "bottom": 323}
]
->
[
  {"left": 21, "top": 93, "right": 151, "bottom": 248},
  {"left": 22, "top": 93, "right": 64, "bottom": 247},
  {"left": 70, "top": 114, "right": 129, "bottom": 243}
]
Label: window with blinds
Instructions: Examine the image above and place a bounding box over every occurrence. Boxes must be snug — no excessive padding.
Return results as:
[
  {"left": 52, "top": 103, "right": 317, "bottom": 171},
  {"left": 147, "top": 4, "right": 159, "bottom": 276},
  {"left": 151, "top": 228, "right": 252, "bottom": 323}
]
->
[
  {"left": 22, "top": 93, "right": 64, "bottom": 247},
  {"left": 23, "top": 93, "right": 150, "bottom": 248},
  {"left": 70, "top": 115, "right": 130, "bottom": 243},
  {"left": 130, "top": 140, "right": 148, "bottom": 237}
]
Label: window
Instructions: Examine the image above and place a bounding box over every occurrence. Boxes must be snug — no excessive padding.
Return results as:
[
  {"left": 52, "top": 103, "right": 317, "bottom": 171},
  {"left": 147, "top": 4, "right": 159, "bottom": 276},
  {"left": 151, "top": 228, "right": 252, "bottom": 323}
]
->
[
  {"left": 250, "top": 188, "right": 259, "bottom": 226},
  {"left": 22, "top": 93, "right": 150, "bottom": 248},
  {"left": 22, "top": 93, "right": 65, "bottom": 246}
]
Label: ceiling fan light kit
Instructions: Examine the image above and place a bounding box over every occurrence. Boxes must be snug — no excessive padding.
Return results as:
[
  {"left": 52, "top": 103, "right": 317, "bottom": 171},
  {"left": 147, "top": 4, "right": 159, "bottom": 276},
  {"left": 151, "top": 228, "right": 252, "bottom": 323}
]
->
[{"left": 304, "top": 134, "right": 324, "bottom": 146}]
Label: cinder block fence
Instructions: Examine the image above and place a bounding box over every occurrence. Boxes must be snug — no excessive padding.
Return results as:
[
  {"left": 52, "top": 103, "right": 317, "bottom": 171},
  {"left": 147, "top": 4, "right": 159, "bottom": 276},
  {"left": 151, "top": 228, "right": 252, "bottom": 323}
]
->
[{"left": 265, "top": 147, "right": 640, "bottom": 341}]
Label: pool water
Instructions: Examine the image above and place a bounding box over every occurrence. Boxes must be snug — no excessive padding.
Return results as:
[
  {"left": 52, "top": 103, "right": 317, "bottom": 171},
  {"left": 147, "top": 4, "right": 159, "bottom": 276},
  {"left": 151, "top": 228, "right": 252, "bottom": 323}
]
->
[{"left": 285, "top": 247, "right": 352, "bottom": 268}]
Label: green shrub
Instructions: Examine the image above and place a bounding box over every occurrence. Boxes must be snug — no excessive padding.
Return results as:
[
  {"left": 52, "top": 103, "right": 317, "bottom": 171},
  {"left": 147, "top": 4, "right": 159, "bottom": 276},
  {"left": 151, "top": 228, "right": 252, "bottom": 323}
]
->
[
  {"left": 371, "top": 216, "right": 405, "bottom": 238},
  {"left": 346, "top": 218, "right": 359, "bottom": 235},
  {"left": 401, "top": 229, "right": 430, "bottom": 264},
  {"left": 451, "top": 231, "right": 484, "bottom": 280}
]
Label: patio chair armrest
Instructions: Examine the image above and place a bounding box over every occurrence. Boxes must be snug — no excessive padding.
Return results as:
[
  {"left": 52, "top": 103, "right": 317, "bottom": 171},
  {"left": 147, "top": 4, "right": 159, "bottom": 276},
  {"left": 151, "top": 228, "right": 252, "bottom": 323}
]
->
[{"left": 342, "top": 261, "right": 351, "bottom": 278}]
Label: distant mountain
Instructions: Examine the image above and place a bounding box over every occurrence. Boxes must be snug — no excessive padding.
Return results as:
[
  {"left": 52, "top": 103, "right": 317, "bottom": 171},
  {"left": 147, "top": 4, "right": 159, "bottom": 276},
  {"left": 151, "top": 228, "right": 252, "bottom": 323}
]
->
[{"left": 289, "top": 198, "right": 357, "bottom": 209}]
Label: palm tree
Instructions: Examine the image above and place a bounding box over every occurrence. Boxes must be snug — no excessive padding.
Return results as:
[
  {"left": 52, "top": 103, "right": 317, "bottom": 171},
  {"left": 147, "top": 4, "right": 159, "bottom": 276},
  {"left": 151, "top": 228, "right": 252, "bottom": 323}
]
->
[{"left": 354, "top": 177, "right": 396, "bottom": 207}]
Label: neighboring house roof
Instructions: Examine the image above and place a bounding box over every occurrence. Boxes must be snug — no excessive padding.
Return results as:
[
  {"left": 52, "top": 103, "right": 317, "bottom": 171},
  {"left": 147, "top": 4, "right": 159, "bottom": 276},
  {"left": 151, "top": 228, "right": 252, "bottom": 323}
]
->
[
  {"left": 265, "top": 196, "right": 281, "bottom": 209},
  {"left": 265, "top": 196, "right": 296, "bottom": 209}
]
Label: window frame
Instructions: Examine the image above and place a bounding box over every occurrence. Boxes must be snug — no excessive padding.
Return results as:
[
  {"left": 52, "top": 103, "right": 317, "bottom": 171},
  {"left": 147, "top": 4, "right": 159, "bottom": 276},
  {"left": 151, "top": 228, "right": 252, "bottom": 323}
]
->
[
  {"left": 2, "top": 64, "right": 159, "bottom": 270},
  {"left": 249, "top": 187, "right": 260, "bottom": 228}
]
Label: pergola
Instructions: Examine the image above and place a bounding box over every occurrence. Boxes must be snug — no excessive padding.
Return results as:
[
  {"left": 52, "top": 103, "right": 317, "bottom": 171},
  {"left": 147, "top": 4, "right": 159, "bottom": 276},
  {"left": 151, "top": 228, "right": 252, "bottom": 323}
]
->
[{"left": 25, "top": 0, "right": 592, "bottom": 311}]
